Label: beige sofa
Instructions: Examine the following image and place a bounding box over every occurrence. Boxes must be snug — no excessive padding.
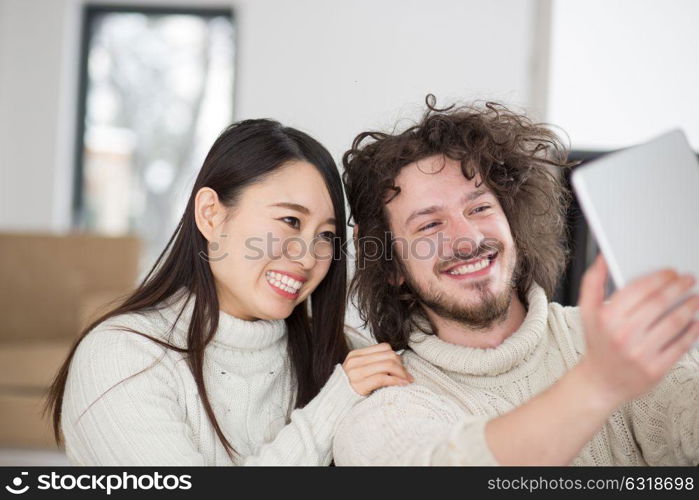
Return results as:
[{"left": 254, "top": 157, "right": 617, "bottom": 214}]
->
[{"left": 0, "top": 233, "right": 140, "bottom": 448}]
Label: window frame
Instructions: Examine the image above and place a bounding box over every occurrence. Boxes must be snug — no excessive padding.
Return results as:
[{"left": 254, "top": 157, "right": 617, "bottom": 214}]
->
[{"left": 72, "top": 3, "right": 235, "bottom": 227}]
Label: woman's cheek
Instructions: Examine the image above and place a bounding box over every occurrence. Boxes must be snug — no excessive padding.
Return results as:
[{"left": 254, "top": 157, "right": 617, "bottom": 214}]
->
[
  {"left": 317, "top": 259, "right": 333, "bottom": 281},
  {"left": 261, "top": 228, "right": 285, "bottom": 261},
  {"left": 301, "top": 260, "right": 330, "bottom": 299}
]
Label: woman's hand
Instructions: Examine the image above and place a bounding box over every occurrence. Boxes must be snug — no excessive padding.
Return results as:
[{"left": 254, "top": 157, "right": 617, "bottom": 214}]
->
[
  {"left": 342, "top": 342, "right": 414, "bottom": 396},
  {"left": 577, "top": 254, "right": 699, "bottom": 407}
]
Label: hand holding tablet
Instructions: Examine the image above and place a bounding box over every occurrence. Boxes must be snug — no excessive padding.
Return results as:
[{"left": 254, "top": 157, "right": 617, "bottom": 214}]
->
[
  {"left": 576, "top": 254, "right": 699, "bottom": 405},
  {"left": 572, "top": 129, "right": 699, "bottom": 346}
]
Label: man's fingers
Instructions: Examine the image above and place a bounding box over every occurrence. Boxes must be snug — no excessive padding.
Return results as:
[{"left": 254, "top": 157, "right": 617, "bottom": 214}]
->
[
  {"left": 607, "top": 269, "right": 679, "bottom": 321},
  {"left": 655, "top": 320, "right": 699, "bottom": 372},
  {"left": 638, "top": 294, "right": 699, "bottom": 356},
  {"left": 615, "top": 276, "right": 696, "bottom": 345},
  {"left": 579, "top": 253, "right": 607, "bottom": 317}
]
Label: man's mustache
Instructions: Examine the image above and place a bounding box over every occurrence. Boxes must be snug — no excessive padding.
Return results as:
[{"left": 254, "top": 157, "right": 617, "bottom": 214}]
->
[{"left": 435, "top": 239, "right": 504, "bottom": 273}]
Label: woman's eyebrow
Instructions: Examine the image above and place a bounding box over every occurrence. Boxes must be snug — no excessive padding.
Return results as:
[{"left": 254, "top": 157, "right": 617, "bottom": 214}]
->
[
  {"left": 268, "top": 202, "right": 335, "bottom": 225},
  {"left": 269, "top": 202, "right": 310, "bottom": 214}
]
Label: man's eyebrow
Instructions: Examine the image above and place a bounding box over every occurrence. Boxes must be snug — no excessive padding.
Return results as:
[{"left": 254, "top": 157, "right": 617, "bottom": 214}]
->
[
  {"left": 464, "top": 188, "right": 487, "bottom": 203},
  {"left": 404, "top": 205, "right": 442, "bottom": 228},
  {"left": 403, "top": 189, "right": 488, "bottom": 228},
  {"left": 268, "top": 202, "right": 336, "bottom": 226}
]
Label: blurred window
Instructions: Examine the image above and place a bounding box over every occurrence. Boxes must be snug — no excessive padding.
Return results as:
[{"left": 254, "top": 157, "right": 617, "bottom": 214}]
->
[{"left": 74, "top": 5, "right": 235, "bottom": 268}]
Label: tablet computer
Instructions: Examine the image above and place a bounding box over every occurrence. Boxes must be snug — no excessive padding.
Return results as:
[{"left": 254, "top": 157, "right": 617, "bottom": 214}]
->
[{"left": 571, "top": 129, "right": 699, "bottom": 298}]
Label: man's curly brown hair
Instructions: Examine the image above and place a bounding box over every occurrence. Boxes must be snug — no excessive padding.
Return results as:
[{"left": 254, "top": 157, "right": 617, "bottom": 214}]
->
[{"left": 342, "top": 96, "right": 576, "bottom": 349}]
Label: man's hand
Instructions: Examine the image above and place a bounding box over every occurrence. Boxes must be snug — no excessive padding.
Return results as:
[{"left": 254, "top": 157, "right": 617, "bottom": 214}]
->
[
  {"left": 577, "top": 254, "right": 699, "bottom": 407},
  {"left": 485, "top": 254, "right": 699, "bottom": 466}
]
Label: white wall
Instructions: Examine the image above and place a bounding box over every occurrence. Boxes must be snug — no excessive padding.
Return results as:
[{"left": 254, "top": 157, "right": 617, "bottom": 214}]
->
[
  {"left": 0, "top": 0, "right": 543, "bottom": 232},
  {"left": 232, "top": 0, "right": 541, "bottom": 160},
  {"left": 548, "top": 0, "right": 699, "bottom": 150},
  {"left": 0, "top": 0, "right": 80, "bottom": 231}
]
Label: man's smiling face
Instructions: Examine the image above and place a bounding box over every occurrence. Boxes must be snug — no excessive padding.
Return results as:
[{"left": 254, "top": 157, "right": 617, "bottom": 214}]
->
[{"left": 386, "top": 155, "right": 519, "bottom": 329}]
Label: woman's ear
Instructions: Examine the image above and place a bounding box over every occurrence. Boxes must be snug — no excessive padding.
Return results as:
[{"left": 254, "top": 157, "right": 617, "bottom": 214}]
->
[{"left": 194, "top": 187, "right": 224, "bottom": 242}]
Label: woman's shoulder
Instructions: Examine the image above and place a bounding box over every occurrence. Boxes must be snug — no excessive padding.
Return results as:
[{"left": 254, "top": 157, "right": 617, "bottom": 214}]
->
[
  {"left": 61, "top": 313, "right": 187, "bottom": 427},
  {"left": 73, "top": 316, "right": 177, "bottom": 382},
  {"left": 70, "top": 298, "right": 192, "bottom": 391},
  {"left": 83, "top": 290, "right": 191, "bottom": 352},
  {"left": 82, "top": 311, "right": 171, "bottom": 354}
]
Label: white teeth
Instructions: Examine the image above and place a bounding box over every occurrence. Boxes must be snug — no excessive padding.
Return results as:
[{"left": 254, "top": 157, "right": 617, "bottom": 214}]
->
[
  {"left": 266, "top": 271, "right": 303, "bottom": 294},
  {"left": 447, "top": 257, "right": 490, "bottom": 275}
]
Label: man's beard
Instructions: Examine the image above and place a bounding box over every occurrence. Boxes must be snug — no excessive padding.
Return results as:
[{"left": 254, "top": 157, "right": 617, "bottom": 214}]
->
[
  {"left": 403, "top": 243, "right": 517, "bottom": 331},
  {"left": 407, "top": 274, "right": 513, "bottom": 330}
]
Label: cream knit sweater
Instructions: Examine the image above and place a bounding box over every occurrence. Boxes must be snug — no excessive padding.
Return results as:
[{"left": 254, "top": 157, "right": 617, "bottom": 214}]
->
[
  {"left": 333, "top": 283, "right": 699, "bottom": 465},
  {"left": 62, "top": 289, "right": 365, "bottom": 465}
]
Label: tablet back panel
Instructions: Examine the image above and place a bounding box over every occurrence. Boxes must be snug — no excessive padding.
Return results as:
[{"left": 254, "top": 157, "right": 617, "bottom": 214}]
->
[{"left": 571, "top": 129, "right": 699, "bottom": 291}]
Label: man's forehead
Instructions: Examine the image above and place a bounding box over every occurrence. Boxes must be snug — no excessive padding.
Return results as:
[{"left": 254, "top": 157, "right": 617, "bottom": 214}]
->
[{"left": 390, "top": 156, "right": 489, "bottom": 204}]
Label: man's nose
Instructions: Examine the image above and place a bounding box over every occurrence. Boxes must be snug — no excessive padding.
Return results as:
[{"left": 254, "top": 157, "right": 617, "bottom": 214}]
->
[{"left": 442, "top": 217, "right": 484, "bottom": 258}]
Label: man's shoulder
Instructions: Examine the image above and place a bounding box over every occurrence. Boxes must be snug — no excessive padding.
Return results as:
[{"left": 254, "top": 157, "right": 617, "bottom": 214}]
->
[
  {"left": 399, "top": 348, "right": 450, "bottom": 382},
  {"left": 342, "top": 377, "right": 464, "bottom": 423},
  {"left": 547, "top": 300, "right": 582, "bottom": 325},
  {"left": 343, "top": 324, "right": 376, "bottom": 350},
  {"left": 546, "top": 301, "right": 586, "bottom": 355},
  {"left": 401, "top": 348, "right": 439, "bottom": 371}
]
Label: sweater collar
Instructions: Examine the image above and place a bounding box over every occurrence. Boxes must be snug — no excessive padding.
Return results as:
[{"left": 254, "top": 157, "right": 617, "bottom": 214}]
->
[
  {"left": 407, "top": 282, "right": 548, "bottom": 377},
  {"left": 160, "top": 288, "right": 287, "bottom": 351}
]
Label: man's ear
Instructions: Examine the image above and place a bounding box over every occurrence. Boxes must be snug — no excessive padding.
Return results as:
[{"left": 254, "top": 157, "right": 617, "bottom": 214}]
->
[
  {"left": 194, "top": 187, "right": 224, "bottom": 242},
  {"left": 352, "top": 223, "right": 359, "bottom": 242}
]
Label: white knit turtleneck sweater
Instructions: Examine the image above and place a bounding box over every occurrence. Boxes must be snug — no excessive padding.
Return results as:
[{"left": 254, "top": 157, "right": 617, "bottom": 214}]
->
[
  {"left": 61, "top": 289, "right": 365, "bottom": 465},
  {"left": 333, "top": 283, "right": 699, "bottom": 465}
]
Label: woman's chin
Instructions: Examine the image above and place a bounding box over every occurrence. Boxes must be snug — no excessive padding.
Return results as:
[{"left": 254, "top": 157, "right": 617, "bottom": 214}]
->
[{"left": 256, "top": 302, "right": 298, "bottom": 321}]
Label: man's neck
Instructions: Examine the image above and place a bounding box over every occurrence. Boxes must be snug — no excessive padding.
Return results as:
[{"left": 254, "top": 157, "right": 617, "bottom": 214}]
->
[{"left": 425, "top": 294, "right": 527, "bottom": 349}]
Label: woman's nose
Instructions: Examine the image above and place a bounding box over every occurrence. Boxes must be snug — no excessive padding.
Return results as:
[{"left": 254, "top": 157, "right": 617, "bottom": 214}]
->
[{"left": 285, "top": 236, "right": 317, "bottom": 270}]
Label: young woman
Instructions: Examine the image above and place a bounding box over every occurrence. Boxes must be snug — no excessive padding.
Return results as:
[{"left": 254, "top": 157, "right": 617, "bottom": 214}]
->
[{"left": 46, "top": 119, "right": 412, "bottom": 465}]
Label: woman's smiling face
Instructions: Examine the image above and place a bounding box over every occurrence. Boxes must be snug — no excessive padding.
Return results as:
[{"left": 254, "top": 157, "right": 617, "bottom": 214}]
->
[{"left": 195, "top": 160, "right": 337, "bottom": 320}]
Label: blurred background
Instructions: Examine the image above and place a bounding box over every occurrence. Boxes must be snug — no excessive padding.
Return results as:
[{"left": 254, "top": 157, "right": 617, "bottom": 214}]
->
[{"left": 0, "top": 0, "right": 697, "bottom": 465}]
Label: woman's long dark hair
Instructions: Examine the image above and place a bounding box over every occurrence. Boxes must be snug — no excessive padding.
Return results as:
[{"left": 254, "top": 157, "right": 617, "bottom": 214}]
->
[{"left": 46, "top": 119, "right": 349, "bottom": 458}]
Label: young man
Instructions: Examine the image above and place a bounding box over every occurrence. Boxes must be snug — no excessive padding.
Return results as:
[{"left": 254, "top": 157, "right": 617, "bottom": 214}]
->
[{"left": 334, "top": 99, "right": 699, "bottom": 465}]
